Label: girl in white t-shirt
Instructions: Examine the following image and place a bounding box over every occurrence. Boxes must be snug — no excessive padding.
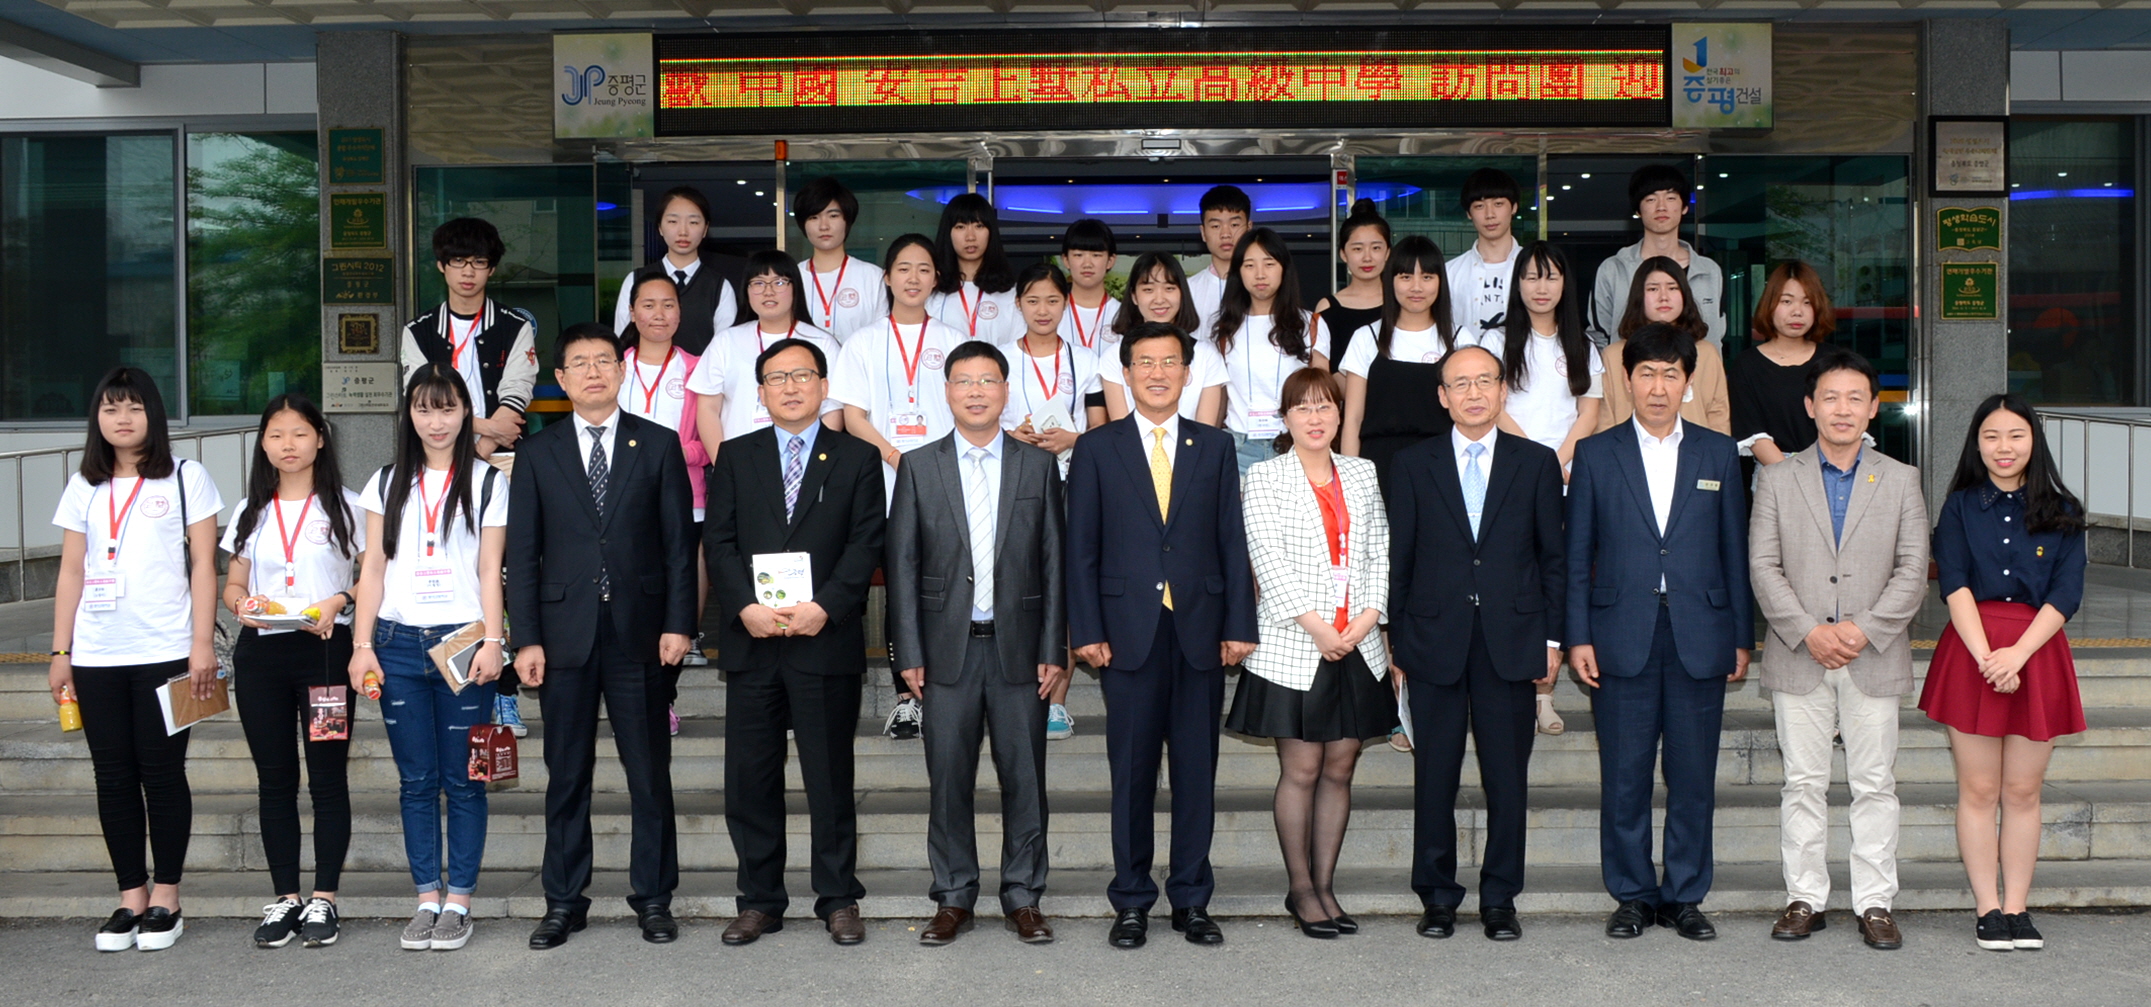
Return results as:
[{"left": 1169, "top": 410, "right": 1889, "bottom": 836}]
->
[
  {"left": 926, "top": 193, "right": 1022, "bottom": 344},
  {"left": 50, "top": 366, "right": 224, "bottom": 953},
  {"left": 1213, "top": 227, "right": 1333, "bottom": 473},
  {"left": 1102, "top": 252, "right": 1227, "bottom": 427},
  {"left": 832, "top": 233, "right": 965, "bottom": 492},
  {"left": 1486, "top": 242, "right": 1604, "bottom": 478},
  {"left": 1338, "top": 235, "right": 1461, "bottom": 480},
  {"left": 218, "top": 393, "right": 364, "bottom": 949},
  {"left": 1059, "top": 218, "right": 1122, "bottom": 359},
  {"left": 1002, "top": 262, "right": 1108, "bottom": 472},
  {"left": 621, "top": 271, "right": 718, "bottom": 702},
  {"left": 792, "top": 177, "right": 886, "bottom": 342},
  {"left": 690, "top": 250, "right": 843, "bottom": 453},
  {"left": 346, "top": 363, "right": 508, "bottom": 951}
]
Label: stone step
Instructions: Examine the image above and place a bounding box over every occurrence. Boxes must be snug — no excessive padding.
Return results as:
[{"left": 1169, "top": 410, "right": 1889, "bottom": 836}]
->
[
  {"left": 4, "top": 781, "right": 2145, "bottom": 875},
  {"left": 5, "top": 860, "right": 2147, "bottom": 921},
  {"left": 4, "top": 706, "right": 2148, "bottom": 795}
]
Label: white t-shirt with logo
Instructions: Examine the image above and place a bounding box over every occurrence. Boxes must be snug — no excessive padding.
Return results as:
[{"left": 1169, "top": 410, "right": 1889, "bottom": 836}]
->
[
  {"left": 998, "top": 336, "right": 1106, "bottom": 458},
  {"left": 53, "top": 461, "right": 225, "bottom": 666},
  {"left": 927, "top": 282, "right": 1022, "bottom": 345},
  {"left": 220, "top": 488, "right": 366, "bottom": 636},
  {"left": 1187, "top": 264, "right": 1229, "bottom": 339},
  {"left": 831, "top": 315, "right": 967, "bottom": 510},
  {"left": 358, "top": 461, "right": 510, "bottom": 628},
  {"left": 1220, "top": 312, "right": 1332, "bottom": 437},
  {"left": 1337, "top": 323, "right": 1451, "bottom": 377},
  {"left": 1474, "top": 329, "right": 1607, "bottom": 452},
  {"left": 684, "top": 321, "right": 842, "bottom": 443},
  {"left": 806, "top": 256, "right": 886, "bottom": 344},
  {"left": 617, "top": 344, "right": 694, "bottom": 432},
  {"left": 1106, "top": 337, "right": 1228, "bottom": 421},
  {"left": 1447, "top": 243, "right": 1516, "bottom": 342},
  {"left": 1060, "top": 296, "right": 1122, "bottom": 358}
]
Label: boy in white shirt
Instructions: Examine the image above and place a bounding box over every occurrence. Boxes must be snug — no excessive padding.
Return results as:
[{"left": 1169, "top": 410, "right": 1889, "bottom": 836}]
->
[
  {"left": 1186, "top": 185, "right": 1250, "bottom": 333},
  {"left": 1446, "top": 168, "right": 1524, "bottom": 342}
]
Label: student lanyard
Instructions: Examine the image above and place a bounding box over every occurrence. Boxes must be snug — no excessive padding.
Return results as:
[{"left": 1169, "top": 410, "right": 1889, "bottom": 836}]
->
[
  {"left": 270, "top": 494, "right": 314, "bottom": 590},
  {"left": 418, "top": 470, "right": 449, "bottom": 557},
  {"left": 810, "top": 257, "right": 848, "bottom": 328},
  {"left": 955, "top": 287, "right": 982, "bottom": 338},
  {"left": 630, "top": 346, "right": 676, "bottom": 416},
  {"left": 450, "top": 310, "right": 482, "bottom": 370},
  {"left": 1070, "top": 298, "right": 1106, "bottom": 350},
  {"left": 756, "top": 320, "right": 797, "bottom": 355},
  {"left": 890, "top": 318, "right": 926, "bottom": 407},
  {"left": 104, "top": 476, "right": 146, "bottom": 565},
  {"left": 1026, "top": 339, "right": 1069, "bottom": 413}
]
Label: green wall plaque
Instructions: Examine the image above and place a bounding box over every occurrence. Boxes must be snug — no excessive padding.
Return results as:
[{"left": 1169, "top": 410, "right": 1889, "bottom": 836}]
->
[
  {"left": 1940, "top": 262, "right": 1999, "bottom": 321},
  {"left": 329, "top": 192, "right": 387, "bottom": 250},
  {"left": 324, "top": 257, "right": 395, "bottom": 306},
  {"left": 327, "top": 128, "right": 385, "bottom": 185},
  {"left": 1937, "top": 206, "right": 2002, "bottom": 252}
]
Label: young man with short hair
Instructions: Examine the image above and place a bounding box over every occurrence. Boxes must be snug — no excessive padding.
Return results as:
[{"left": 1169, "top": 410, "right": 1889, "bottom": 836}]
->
[
  {"left": 1588, "top": 164, "right": 1728, "bottom": 349},
  {"left": 793, "top": 178, "right": 886, "bottom": 343},
  {"left": 1445, "top": 169, "right": 1523, "bottom": 341},
  {"left": 400, "top": 217, "right": 539, "bottom": 459},
  {"left": 1187, "top": 185, "right": 1250, "bottom": 332}
]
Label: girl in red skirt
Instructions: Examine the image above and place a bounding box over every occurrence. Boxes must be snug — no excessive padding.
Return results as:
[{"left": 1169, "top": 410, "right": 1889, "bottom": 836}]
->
[{"left": 1922, "top": 393, "right": 2087, "bottom": 953}]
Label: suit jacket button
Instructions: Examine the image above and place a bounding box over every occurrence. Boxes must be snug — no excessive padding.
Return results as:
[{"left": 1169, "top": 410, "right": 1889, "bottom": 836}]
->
[
  {"left": 1660, "top": 548, "right": 1669, "bottom": 556},
  {"left": 1156, "top": 582, "right": 1165, "bottom": 591},
  {"left": 1473, "top": 559, "right": 1481, "bottom": 566},
  {"left": 1163, "top": 545, "right": 1172, "bottom": 552},
  {"left": 966, "top": 575, "right": 974, "bottom": 582},
  {"left": 1826, "top": 616, "right": 1835, "bottom": 623},
  {"left": 1829, "top": 576, "right": 1837, "bottom": 583}
]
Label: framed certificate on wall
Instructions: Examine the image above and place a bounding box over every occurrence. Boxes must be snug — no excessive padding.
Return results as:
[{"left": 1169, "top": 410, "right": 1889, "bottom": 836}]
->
[{"left": 1931, "top": 117, "right": 2008, "bottom": 196}]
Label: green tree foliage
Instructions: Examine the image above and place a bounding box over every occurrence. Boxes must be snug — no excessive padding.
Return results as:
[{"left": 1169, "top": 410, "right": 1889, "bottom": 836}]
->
[{"left": 188, "top": 133, "right": 320, "bottom": 415}]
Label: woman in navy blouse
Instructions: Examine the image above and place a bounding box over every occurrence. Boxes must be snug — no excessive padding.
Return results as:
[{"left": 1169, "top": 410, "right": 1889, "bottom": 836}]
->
[{"left": 1920, "top": 393, "right": 2087, "bottom": 954}]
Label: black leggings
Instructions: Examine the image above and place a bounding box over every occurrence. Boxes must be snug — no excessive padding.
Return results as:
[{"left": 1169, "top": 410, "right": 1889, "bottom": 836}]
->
[
  {"left": 233, "top": 625, "right": 355, "bottom": 896},
  {"left": 74, "top": 658, "right": 193, "bottom": 891}
]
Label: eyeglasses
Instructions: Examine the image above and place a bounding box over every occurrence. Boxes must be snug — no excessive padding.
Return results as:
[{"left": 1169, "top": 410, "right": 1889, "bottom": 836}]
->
[
  {"left": 1287, "top": 402, "right": 1338, "bottom": 418},
  {"left": 444, "top": 256, "right": 492, "bottom": 272},
  {"left": 1443, "top": 375, "right": 1501, "bottom": 394},
  {"left": 760, "top": 368, "right": 822, "bottom": 387},
  {"left": 560, "top": 358, "right": 620, "bottom": 374},
  {"left": 747, "top": 277, "right": 793, "bottom": 293},
  {"left": 948, "top": 376, "right": 1005, "bottom": 390},
  {"left": 1129, "top": 356, "right": 1185, "bottom": 374}
]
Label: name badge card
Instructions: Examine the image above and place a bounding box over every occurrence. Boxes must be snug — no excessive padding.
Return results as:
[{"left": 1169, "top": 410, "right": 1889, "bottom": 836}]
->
[
  {"left": 1247, "top": 409, "right": 1283, "bottom": 438},
  {"left": 412, "top": 566, "right": 456, "bottom": 606},
  {"left": 82, "top": 574, "right": 125, "bottom": 612},
  {"left": 890, "top": 412, "right": 929, "bottom": 451},
  {"left": 753, "top": 398, "right": 774, "bottom": 428},
  {"left": 1330, "top": 564, "right": 1352, "bottom": 612}
]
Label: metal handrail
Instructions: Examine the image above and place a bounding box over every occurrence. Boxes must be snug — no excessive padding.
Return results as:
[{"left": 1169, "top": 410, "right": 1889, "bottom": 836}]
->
[{"left": 2039, "top": 407, "right": 2150, "bottom": 569}]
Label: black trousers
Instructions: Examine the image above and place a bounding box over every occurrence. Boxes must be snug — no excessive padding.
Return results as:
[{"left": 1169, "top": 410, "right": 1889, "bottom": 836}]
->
[
  {"left": 74, "top": 657, "right": 193, "bottom": 891},
  {"left": 537, "top": 610, "right": 679, "bottom": 914},
  {"left": 233, "top": 625, "right": 355, "bottom": 896},
  {"left": 1409, "top": 614, "right": 1538, "bottom": 910},
  {"left": 724, "top": 664, "right": 864, "bottom": 919},
  {"left": 1101, "top": 614, "right": 1224, "bottom": 912}
]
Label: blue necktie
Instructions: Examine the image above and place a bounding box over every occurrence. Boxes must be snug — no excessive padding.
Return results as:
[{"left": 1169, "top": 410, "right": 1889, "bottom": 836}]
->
[{"left": 1463, "top": 442, "right": 1487, "bottom": 540}]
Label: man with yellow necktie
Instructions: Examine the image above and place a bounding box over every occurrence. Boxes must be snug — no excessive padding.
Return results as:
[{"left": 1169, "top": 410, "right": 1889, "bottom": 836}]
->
[{"left": 1068, "top": 321, "right": 1260, "bottom": 951}]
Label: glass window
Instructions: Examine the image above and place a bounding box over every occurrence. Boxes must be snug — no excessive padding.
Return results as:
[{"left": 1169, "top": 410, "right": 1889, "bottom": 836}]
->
[
  {"left": 2008, "top": 117, "right": 2137, "bottom": 406},
  {"left": 186, "top": 131, "right": 320, "bottom": 416},
  {"left": 0, "top": 133, "right": 176, "bottom": 420}
]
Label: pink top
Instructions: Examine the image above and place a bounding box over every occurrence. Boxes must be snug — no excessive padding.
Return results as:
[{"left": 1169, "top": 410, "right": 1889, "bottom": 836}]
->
[{"left": 621, "top": 344, "right": 710, "bottom": 514}]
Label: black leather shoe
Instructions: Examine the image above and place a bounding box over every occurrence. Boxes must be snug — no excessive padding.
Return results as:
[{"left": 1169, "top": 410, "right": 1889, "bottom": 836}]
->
[
  {"left": 1285, "top": 895, "right": 1339, "bottom": 939},
  {"left": 1170, "top": 906, "right": 1224, "bottom": 945},
  {"left": 1331, "top": 913, "right": 1359, "bottom": 935},
  {"left": 1605, "top": 900, "right": 1655, "bottom": 939},
  {"left": 1416, "top": 905, "right": 1457, "bottom": 939},
  {"left": 1107, "top": 908, "right": 1148, "bottom": 949},
  {"left": 528, "top": 908, "right": 587, "bottom": 950},
  {"left": 1656, "top": 902, "right": 1717, "bottom": 941},
  {"left": 1482, "top": 906, "right": 1522, "bottom": 941},
  {"left": 636, "top": 905, "right": 678, "bottom": 945}
]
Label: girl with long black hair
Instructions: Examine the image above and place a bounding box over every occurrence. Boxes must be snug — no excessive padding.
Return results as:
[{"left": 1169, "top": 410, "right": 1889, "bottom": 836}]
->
[
  {"left": 1484, "top": 241, "right": 1602, "bottom": 478},
  {"left": 927, "top": 193, "right": 1021, "bottom": 344},
  {"left": 220, "top": 394, "right": 363, "bottom": 949},
  {"left": 1314, "top": 198, "right": 1392, "bottom": 369},
  {"left": 1921, "top": 394, "right": 2087, "bottom": 952},
  {"left": 1214, "top": 227, "right": 1332, "bottom": 473},
  {"left": 347, "top": 364, "right": 509, "bottom": 953},
  {"left": 1337, "top": 234, "right": 1457, "bottom": 483},
  {"left": 1100, "top": 252, "right": 1227, "bottom": 427}
]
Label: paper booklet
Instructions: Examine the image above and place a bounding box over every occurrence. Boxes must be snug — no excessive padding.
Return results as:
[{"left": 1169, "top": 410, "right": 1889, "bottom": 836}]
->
[
  {"left": 427, "top": 621, "right": 491, "bottom": 694},
  {"left": 156, "top": 673, "right": 231, "bottom": 736},
  {"left": 752, "top": 552, "right": 815, "bottom": 607}
]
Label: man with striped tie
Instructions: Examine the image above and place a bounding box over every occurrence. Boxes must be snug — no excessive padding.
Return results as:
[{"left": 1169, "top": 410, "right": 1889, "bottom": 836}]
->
[
  {"left": 703, "top": 337, "right": 887, "bottom": 947},
  {"left": 886, "top": 341, "right": 1066, "bottom": 946},
  {"left": 1386, "top": 343, "right": 1567, "bottom": 942}
]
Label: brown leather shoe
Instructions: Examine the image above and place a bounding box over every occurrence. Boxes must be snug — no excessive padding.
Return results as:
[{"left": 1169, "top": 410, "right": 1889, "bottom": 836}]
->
[
  {"left": 1858, "top": 907, "right": 1903, "bottom": 950},
  {"left": 721, "top": 910, "right": 783, "bottom": 946},
  {"left": 918, "top": 906, "right": 973, "bottom": 945},
  {"left": 1771, "top": 901, "right": 1827, "bottom": 940},
  {"left": 826, "top": 905, "right": 866, "bottom": 945},
  {"left": 1005, "top": 906, "right": 1055, "bottom": 944}
]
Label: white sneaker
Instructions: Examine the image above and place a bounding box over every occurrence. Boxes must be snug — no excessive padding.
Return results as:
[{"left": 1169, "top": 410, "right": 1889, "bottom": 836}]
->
[
  {"left": 884, "top": 696, "right": 923, "bottom": 739},
  {"left": 94, "top": 908, "right": 139, "bottom": 952}
]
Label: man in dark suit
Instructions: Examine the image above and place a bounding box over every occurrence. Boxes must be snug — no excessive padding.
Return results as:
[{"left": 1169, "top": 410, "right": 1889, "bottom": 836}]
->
[
  {"left": 507, "top": 323, "right": 698, "bottom": 949},
  {"left": 1566, "top": 321, "right": 1753, "bottom": 942},
  {"left": 1387, "top": 344, "right": 1565, "bottom": 942},
  {"left": 888, "top": 341, "right": 1065, "bottom": 947},
  {"left": 703, "top": 337, "right": 886, "bottom": 947},
  {"left": 1066, "top": 321, "right": 1259, "bottom": 950}
]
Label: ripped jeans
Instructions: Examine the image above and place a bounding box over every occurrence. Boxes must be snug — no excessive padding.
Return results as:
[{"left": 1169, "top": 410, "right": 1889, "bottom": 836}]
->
[{"left": 375, "top": 619, "right": 490, "bottom": 896}]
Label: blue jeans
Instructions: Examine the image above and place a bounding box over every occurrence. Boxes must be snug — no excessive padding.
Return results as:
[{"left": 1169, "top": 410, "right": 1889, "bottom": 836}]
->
[
  {"left": 375, "top": 619, "right": 490, "bottom": 896},
  {"left": 1229, "top": 429, "right": 1276, "bottom": 475}
]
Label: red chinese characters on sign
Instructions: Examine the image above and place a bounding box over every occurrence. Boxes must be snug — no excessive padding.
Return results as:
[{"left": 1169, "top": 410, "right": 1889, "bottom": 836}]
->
[
  {"left": 1194, "top": 65, "right": 1236, "bottom": 102},
  {"left": 1428, "top": 63, "right": 1479, "bottom": 100},
  {"left": 920, "top": 68, "right": 965, "bottom": 103},
  {"left": 739, "top": 72, "right": 786, "bottom": 106},
  {"left": 1031, "top": 65, "right": 1079, "bottom": 101},
  {"left": 795, "top": 69, "right": 837, "bottom": 106},
  {"left": 1356, "top": 63, "right": 1403, "bottom": 99},
  {"left": 1610, "top": 60, "right": 1662, "bottom": 99},
  {"left": 1245, "top": 65, "right": 1295, "bottom": 101},
  {"left": 867, "top": 69, "right": 913, "bottom": 104}
]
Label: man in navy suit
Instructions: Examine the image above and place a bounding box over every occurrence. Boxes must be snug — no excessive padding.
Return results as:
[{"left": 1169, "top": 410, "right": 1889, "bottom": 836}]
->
[
  {"left": 1566, "top": 322, "right": 1753, "bottom": 942},
  {"left": 1067, "top": 322, "right": 1259, "bottom": 950}
]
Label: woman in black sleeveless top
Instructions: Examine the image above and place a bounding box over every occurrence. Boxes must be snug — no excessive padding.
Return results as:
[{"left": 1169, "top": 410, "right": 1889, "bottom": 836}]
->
[
  {"left": 1315, "top": 199, "right": 1391, "bottom": 372},
  {"left": 1338, "top": 235, "right": 1460, "bottom": 488}
]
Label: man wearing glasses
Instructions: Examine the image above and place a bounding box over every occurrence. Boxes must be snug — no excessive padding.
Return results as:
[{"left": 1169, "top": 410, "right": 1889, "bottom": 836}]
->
[
  {"left": 703, "top": 338, "right": 887, "bottom": 947},
  {"left": 1066, "top": 322, "right": 1259, "bottom": 949},
  {"left": 1387, "top": 344, "right": 1566, "bottom": 941},
  {"left": 400, "top": 217, "right": 539, "bottom": 458}
]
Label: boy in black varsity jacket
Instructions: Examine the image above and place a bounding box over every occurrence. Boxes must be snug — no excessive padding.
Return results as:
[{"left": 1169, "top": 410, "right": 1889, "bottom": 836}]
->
[{"left": 400, "top": 218, "right": 540, "bottom": 458}]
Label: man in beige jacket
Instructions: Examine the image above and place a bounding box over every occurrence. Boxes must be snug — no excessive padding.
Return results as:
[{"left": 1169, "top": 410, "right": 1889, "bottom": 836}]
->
[{"left": 1748, "top": 346, "right": 1929, "bottom": 951}]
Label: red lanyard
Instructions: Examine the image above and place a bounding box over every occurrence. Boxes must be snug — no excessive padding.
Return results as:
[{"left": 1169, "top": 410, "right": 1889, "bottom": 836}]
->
[
  {"left": 631, "top": 345, "right": 675, "bottom": 415},
  {"left": 271, "top": 495, "right": 314, "bottom": 589},
  {"left": 1027, "top": 339, "right": 1066, "bottom": 410},
  {"left": 810, "top": 257, "right": 848, "bottom": 328},
  {"left": 1070, "top": 298, "right": 1106, "bottom": 349},
  {"left": 418, "top": 470, "right": 449, "bottom": 557},
  {"left": 450, "top": 312, "right": 482, "bottom": 369},
  {"left": 892, "top": 318, "right": 926, "bottom": 405},
  {"left": 104, "top": 476, "right": 146, "bottom": 564},
  {"left": 955, "top": 287, "right": 981, "bottom": 337},
  {"left": 756, "top": 319, "right": 797, "bottom": 355}
]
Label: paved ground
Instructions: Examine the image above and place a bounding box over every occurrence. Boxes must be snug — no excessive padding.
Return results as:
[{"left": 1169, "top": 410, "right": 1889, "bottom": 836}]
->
[{"left": 14, "top": 911, "right": 2148, "bottom": 1006}]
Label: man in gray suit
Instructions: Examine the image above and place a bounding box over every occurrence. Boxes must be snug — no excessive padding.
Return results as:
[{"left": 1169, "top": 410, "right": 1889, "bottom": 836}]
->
[
  {"left": 1749, "top": 346, "right": 1929, "bottom": 950},
  {"left": 888, "top": 340, "right": 1067, "bottom": 947}
]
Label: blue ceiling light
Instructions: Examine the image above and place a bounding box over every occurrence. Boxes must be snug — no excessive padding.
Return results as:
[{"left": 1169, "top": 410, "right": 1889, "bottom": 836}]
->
[
  {"left": 907, "top": 180, "right": 1416, "bottom": 220},
  {"left": 2009, "top": 188, "right": 2134, "bottom": 200}
]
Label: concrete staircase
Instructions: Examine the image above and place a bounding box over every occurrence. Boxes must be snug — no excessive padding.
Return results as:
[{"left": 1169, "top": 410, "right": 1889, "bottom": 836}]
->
[{"left": 3, "top": 654, "right": 2148, "bottom": 920}]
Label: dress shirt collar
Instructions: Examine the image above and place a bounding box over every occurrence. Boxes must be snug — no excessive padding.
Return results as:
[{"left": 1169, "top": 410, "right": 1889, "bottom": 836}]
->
[
  {"left": 1817, "top": 444, "right": 1865, "bottom": 477},
  {"left": 572, "top": 407, "right": 620, "bottom": 440},
  {"left": 957, "top": 430, "right": 1005, "bottom": 462},
  {"left": 1134, "top": 410, "right": 1180, "bottom": 450},
  {"left": 1977, "top": 477, "right": 2025, "bottom": 510},
  {"left": 661, "top": 256, "right": 701, "bottom": 282},
  {"left": 775, "top": 419, "right": 821, "bottom": 458},
  {"left": 1452, "top": 424, "right": 1498, "bottom": 460},
  {"left": 1632, "top": 415, "right": 1686, "bottom": 450}
]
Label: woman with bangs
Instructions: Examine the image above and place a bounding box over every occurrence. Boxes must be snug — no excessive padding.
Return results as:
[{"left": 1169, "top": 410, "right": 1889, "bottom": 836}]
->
[
  {"left": 1214, "top": 227, "right": 1332, "bottom": 473},
  {"left": 347, "top": 364, "right": 509, "bottom": 953},
  {"left": 1730, "top": 260, "right": 1835, "bottom": 469},
  {"left": 1481, "top": 241, "right": 1603, "bottom": 479},
  {"left": 1100, "top": 252, "right": 1227, "bottom": 427},
  {"left": 1596, "top": 256, "right": 1732, "bottom": 434},
  {"left": 1337, "top": 234, "right": 1459, "bottom": 486},
  {"left": 690, "top": 250, "right": 844, "bottom": 451},
  {"left": 926, "top": 193, "right": 1022, "bottom": 344}
]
